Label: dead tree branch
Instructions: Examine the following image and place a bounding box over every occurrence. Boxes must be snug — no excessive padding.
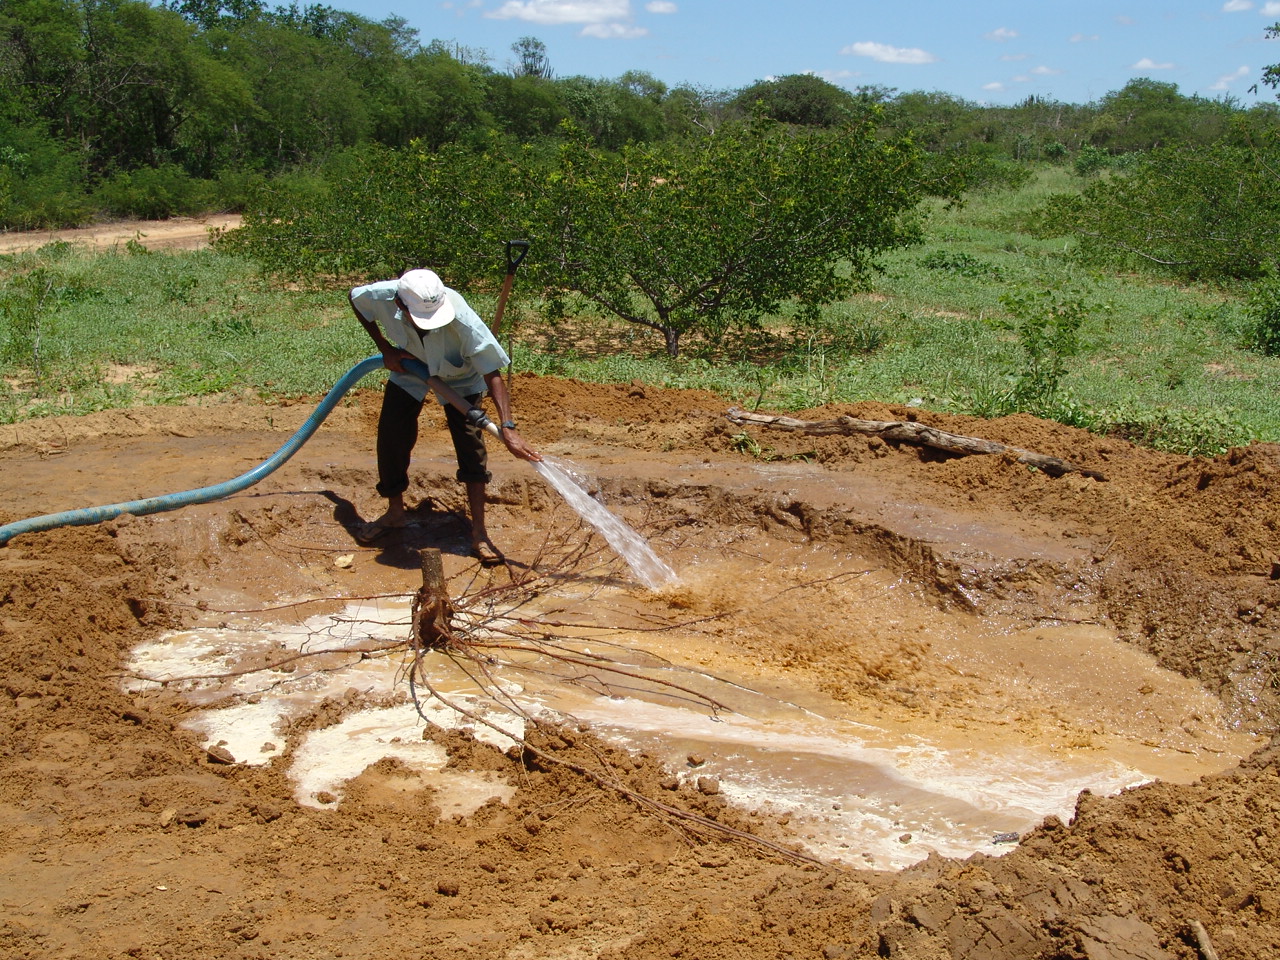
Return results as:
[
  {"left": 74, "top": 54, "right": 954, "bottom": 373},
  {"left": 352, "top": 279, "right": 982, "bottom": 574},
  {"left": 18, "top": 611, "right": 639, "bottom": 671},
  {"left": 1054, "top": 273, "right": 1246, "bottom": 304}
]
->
[{"left": 726, "top": 407, "right": 1107, "bottom": 480}]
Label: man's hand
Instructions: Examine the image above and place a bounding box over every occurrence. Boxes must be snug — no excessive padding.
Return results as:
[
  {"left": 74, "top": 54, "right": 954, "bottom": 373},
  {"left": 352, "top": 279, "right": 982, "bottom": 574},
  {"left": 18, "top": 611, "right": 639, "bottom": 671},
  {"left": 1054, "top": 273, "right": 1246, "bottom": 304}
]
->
[
  {"left": 499, "top": 425, "right": 542, "bottom": 462},
  {"left": 381, "top": 347, "right": 414, "bottom": 374}
]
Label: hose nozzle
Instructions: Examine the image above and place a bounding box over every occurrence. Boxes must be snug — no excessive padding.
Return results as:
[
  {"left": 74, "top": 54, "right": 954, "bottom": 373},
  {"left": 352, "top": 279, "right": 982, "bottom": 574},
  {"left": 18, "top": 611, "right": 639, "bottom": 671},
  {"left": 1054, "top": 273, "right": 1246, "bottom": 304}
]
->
[{"left": 466, "top": 406, "right": 501, "bottom": 437}]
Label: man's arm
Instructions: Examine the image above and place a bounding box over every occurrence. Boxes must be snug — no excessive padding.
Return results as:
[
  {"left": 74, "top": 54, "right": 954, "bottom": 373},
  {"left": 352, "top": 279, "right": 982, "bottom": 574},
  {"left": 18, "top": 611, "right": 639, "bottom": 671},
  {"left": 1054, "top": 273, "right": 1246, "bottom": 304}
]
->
[
  {"left": 483, "top": 370, "right": 541, "bottom": 462},
  {"left": 350, "top": 291, "right": 411, "bottom": 374}
]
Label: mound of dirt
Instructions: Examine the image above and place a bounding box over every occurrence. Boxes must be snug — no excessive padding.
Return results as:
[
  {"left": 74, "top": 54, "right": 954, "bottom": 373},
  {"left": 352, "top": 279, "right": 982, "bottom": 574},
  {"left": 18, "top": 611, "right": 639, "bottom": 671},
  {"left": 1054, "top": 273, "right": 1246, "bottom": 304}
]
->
[{"left": 2, "top": 376, "right": 1279, "bottom": 960}]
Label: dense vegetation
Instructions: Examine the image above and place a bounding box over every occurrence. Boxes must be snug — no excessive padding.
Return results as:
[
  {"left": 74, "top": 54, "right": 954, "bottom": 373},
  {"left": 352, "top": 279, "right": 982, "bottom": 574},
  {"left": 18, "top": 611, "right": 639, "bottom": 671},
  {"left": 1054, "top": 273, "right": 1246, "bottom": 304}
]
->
[
  {"left": 3, "top": 166, "right": 1278, "bottom": 457},
  {"left": 4, "top": 1, "right": 1280, "bottom": 455},
  {"left": 4, "top": 0, "right": 1280, "bottom": 230}
]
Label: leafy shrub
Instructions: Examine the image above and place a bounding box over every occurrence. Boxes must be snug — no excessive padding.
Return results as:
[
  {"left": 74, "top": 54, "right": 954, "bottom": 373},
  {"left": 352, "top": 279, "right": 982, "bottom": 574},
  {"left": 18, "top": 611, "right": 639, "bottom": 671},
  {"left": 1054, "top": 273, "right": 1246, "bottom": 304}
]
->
[
  {"left": 0, "top": 266, "right": 99, "bottom": 374},
  {"left": 919, "top": 250, "right": 1002, "bottom": 279},
  {"left": 0, "top": 122, "right": 95, "bottom": 229},
  {"left": 991, "top": 285, "right": 1095, "bottom": 417},
  {"left": 1040, "top": 140, "right": 1280, "bottom": 282},
  {"left": 1099, "top": 404, "right": 1248, "bottom": 457},
  {"left": 1072, "top": 144, "right": 1112, "bottom": 178},
  {"left": 1043, "top": 141, "right": 1068, "bottom": 162},
  {"left": 92, "top": 165, "right": 215, "bottom": 220},
  {"left": 209, "top": 168, "right": 270, "bottom": 213},
  {"left": 1244, "top": 275, "right": 1280, "bottom": 356}
]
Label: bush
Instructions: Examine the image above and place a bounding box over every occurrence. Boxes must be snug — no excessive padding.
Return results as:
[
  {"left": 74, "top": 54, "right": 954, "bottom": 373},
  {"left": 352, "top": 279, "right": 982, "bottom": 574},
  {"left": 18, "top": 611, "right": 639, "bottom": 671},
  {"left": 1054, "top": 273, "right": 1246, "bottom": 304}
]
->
[
  {"left": 1245, "top": 275, "right": 1280, "bottom": 356},
  {"left": 0, "top": 130, "right": 93, "bottom": 230},
  {"left": 991, "top": 284, "right": 1095, "bottom": 417},
  {"left": 91, "top": 164, "right": 215, "bottom": 220},
  {"left": 919, "top": 250, "right": 1002, "bottom": 279},
  {"left": 1072, "top": 144, "right": 1112, "bottom": 178},
  {"left": 1099, "top": 404, "right": 1248, "bottom": 457},
  {"left": 208, "top": 167, "right": 269, "bottom": 213},
  {"left": 1040, "top": 139, "right": 1280, "bottom": 282}
]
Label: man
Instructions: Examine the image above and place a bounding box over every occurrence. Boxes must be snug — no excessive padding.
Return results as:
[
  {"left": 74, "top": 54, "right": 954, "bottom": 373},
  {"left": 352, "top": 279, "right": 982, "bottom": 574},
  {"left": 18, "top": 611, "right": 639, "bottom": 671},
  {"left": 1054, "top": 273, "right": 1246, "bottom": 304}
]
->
[{"left": 349, "top": 268, "right": 540, "bottom": 562}]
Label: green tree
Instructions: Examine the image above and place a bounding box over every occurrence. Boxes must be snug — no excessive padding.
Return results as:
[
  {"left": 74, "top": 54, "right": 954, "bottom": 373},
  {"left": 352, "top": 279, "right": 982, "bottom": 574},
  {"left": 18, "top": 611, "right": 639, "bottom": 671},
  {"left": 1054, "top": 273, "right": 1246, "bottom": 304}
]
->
[
  {"left": 1038, "top": 138, "right": 1280, "bottom": 281},
  {"left": 612, "top": 71, "right": 668, "bottom": 145},
  {"left": 1, "top": 0, "right": 191, "bottom": 171},
  {"left": 229, "top": 116, "right": 938, "bottom": 357},
  {"left": 221, "top": 136, "right": 510, "bottom": 279},
  {"left": 661, "top": 83, "right": 733, "bottom": 137},
  {"left": 487, "top": 73, "right": 566, "bottom": 140},
  {"left": 882, "top": 90, "right": 984, "bottom": 152},
  {"left": 729, "top": 73, "right": 857, "bottom": 127},
  {"left": 557, "top": 74, "right": 671, "bottom": 149},
  {"left": 536, "top": 117, "right": 936, "bottom": 356},
  {"left": 1086, "top": 78, "right": 1232, "bottom": 153},
  {"left": 509, "top": 35, "right": 552, "bottom": 79},
  {"left": 0, "top": 0, "right": 259, "bottom": 183}
]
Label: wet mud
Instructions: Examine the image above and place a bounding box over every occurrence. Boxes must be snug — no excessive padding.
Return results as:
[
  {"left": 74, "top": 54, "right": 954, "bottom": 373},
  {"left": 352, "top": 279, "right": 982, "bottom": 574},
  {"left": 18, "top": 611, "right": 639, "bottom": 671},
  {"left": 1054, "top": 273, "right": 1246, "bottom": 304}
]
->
[{"left": 2, "top": 375, "right": 1280, "bottom": 959}]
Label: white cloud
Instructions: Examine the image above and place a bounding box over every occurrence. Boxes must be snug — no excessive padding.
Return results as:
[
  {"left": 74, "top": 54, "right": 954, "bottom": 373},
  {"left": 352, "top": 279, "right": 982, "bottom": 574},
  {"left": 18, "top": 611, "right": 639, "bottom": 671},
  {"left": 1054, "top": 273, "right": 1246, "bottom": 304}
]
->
[
  {"left": 841, "top": 41, "right": 938, "bottom": 65},
  {"left": 1069, "top": 33, "right": 1100, "bottom": 43},
  {"left": 1222, "top": 0, "right": 1253, "bottom": 11},
  {"left": 1263, "top": 0, "right": 1280, "bottom": 14},
  {"left": 1210, "top": 65, "right": 1251, "bottom": 89},
  {"left": 1031, "top": 65, "right": 1060, "bottom": 75},
  {"left": 582, "top": 21, "right": 647, "bottom": 37},
  {"left": 645, "top": 0, "right": 677, "bottom": 11},
  {"left": 986, "top": 27, "right": 1017, "bottom": 42},
  {"left": 487, "top": 0, "right": 631, "bottom": 25},
  {"left": 1001, "top": 53, "right": 1029, "bottom": 62},
  {"left": 1131, "top": 57, "right": 1174, "bottom": 70},
  {"left": 982, "top": 81, "right": 1005, "bottom": 92}
]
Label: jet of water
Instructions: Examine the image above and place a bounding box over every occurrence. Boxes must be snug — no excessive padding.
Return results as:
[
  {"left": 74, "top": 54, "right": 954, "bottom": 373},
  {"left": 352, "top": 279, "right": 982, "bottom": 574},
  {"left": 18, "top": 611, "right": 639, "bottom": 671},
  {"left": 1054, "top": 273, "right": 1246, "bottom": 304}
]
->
[{"left": 531, "top": 456, "right": 678, "bottom": 590}]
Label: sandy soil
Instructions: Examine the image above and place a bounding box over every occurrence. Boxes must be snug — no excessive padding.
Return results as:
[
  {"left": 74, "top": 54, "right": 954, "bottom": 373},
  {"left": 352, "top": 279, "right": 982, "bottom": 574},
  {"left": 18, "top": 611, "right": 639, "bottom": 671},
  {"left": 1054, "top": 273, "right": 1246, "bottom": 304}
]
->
[
  {"left": 0, "top": 215, "right": 242, "bottom": 254},
  {"left": 2, "top": 221, "right": 1280, "bottom": 959}
]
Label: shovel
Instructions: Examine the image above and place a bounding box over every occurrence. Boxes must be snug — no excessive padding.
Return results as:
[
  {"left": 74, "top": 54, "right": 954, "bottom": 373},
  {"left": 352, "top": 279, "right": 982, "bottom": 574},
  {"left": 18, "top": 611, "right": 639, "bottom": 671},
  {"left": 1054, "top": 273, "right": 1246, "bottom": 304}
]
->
[{"left": 490, "top": 239, "right": 529, "bottom": 339}]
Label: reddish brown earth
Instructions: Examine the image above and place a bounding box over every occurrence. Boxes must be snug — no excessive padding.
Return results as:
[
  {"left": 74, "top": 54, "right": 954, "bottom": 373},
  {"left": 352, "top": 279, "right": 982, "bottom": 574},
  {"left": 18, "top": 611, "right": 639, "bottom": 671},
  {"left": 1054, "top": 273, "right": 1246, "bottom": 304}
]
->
[{"left": 2, "top": 222, "right": 1280, "bottom": 959}]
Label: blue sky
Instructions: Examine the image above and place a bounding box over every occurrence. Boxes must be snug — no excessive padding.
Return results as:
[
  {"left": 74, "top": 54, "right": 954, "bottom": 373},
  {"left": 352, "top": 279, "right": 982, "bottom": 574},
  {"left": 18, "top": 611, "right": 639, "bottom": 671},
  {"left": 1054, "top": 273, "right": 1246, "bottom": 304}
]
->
[{"left": 329, "top": 0, "right": 1280, "bottom": 106}]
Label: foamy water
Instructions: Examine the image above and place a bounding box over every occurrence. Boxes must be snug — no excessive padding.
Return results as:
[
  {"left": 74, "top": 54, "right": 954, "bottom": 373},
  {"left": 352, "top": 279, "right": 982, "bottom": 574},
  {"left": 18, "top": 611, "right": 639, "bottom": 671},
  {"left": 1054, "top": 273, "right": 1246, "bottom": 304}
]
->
[{"left": 118, "top": 591, "right": 1242, "bottom": 871}]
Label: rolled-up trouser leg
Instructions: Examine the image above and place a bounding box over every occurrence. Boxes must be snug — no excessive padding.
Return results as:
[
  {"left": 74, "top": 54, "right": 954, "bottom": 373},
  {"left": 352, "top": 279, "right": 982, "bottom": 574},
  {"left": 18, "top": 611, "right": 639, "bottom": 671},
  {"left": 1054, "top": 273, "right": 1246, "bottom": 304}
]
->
[
  {"left": 443, "top": 394, "right": 492, "bottom": 485},
  {"left": 375, "top": 381, "right": 424, "bottom": 498}
]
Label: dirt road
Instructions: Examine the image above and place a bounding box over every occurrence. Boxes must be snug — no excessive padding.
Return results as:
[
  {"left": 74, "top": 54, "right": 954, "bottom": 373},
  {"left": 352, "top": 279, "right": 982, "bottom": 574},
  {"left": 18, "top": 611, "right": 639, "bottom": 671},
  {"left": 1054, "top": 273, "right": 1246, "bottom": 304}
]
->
[
  {"left": 2, "top": 372, "right": 1278, "bottom": 959},
  {"left": 0, "top": 215, "right": 242, "bottom": 254}
]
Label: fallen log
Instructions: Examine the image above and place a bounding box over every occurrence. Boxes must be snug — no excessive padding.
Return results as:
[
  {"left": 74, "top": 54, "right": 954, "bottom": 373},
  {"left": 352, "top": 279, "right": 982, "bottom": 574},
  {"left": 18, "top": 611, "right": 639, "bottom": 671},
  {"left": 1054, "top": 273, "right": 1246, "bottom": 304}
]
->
[{"left": 725, "top": 407, "right": 1107, "bottom": 481}]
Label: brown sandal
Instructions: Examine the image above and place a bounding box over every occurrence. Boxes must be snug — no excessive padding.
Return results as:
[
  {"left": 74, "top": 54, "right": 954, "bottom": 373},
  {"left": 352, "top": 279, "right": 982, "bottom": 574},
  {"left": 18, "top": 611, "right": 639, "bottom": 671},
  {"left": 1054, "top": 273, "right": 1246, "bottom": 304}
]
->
[
  {"left": 471, "top": 539, "right": 503, "bottom": 565},
  {"left": 355, "top": 521, "right": 397, "bottom": 545}
]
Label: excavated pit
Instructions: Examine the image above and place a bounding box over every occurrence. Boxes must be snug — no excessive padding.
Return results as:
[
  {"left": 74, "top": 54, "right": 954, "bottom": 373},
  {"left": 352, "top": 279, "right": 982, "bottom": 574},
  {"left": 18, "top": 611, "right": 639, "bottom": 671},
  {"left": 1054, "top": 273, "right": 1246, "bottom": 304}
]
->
[
  {"left": 3, "top": 378, "right": 1280, "bottom": 960},
  {"left": 118, "top": 462, "right": 1256, "bottom": 873}
]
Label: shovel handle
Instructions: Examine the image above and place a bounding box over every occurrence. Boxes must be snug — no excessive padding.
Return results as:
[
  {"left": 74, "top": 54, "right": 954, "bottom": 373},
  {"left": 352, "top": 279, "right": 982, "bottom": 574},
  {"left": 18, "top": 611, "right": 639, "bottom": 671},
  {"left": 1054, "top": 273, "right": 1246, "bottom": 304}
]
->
[
  {"left": 492, "top": 240, "right": 529, "bottom": 338},
  {"left": 505, "top": 239, "right": 529, "bottom": 275}
]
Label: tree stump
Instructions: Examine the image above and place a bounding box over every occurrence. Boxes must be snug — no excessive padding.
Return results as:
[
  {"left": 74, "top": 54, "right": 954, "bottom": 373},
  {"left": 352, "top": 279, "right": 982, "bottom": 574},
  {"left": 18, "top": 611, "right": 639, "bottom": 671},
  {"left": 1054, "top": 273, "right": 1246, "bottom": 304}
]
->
[{"left": 412, "top": 548, "right": 455, "bottom": 650}]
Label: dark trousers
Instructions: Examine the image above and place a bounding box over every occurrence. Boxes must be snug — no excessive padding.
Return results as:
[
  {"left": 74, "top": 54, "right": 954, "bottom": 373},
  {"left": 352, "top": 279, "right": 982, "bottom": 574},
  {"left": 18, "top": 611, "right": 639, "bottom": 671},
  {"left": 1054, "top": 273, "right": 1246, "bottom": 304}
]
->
[{"left": 376, "top": 381, "right": 491, "bottom": 498}]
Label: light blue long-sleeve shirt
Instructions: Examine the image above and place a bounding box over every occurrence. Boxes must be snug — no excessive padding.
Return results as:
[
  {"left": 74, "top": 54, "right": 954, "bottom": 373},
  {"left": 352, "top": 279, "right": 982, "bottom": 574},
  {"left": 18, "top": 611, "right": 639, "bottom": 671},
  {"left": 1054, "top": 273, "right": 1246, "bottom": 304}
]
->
[{"left": 350, "top": 279, "right": 509, "bottom": 403}]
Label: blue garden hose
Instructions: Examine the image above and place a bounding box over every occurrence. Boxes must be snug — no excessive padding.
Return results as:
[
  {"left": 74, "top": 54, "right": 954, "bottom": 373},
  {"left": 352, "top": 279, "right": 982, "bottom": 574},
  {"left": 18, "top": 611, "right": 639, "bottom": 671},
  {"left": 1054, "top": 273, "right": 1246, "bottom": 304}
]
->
[{"left": 0, "top": 355, "right": 452, "bottom": 546}]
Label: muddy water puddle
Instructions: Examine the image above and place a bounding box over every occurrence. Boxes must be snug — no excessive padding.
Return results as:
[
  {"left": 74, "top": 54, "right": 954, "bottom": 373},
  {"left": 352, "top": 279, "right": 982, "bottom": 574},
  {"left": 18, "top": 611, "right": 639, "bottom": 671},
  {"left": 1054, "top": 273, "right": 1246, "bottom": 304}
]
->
[{"left": 123, "top": 537, "right": 1258, "bottom": 871}]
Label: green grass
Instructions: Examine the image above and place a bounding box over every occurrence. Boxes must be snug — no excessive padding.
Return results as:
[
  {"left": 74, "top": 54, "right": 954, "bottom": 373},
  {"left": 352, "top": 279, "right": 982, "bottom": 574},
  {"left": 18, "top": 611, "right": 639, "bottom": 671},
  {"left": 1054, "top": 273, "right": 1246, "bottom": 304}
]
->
[
  {"left": 0, "top": 240, "right": 375, "bottom": 421},
  {"left": 3, "top": 165, "right": 1278, "bottom": 455}
]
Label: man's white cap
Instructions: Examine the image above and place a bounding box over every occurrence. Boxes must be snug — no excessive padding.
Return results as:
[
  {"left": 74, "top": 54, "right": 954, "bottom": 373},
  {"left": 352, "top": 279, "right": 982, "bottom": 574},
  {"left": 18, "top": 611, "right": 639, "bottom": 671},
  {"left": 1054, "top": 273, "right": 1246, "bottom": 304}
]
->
[{"left": 397, "top": 269, "right": 455, "bottom": 330}]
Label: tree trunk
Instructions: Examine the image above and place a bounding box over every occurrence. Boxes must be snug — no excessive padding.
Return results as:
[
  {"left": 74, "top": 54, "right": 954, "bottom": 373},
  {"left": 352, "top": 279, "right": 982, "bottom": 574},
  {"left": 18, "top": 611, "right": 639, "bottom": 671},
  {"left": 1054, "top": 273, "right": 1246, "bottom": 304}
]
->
[{"left": 725, "top": 408, "right": 1107, "bottom": 481}]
